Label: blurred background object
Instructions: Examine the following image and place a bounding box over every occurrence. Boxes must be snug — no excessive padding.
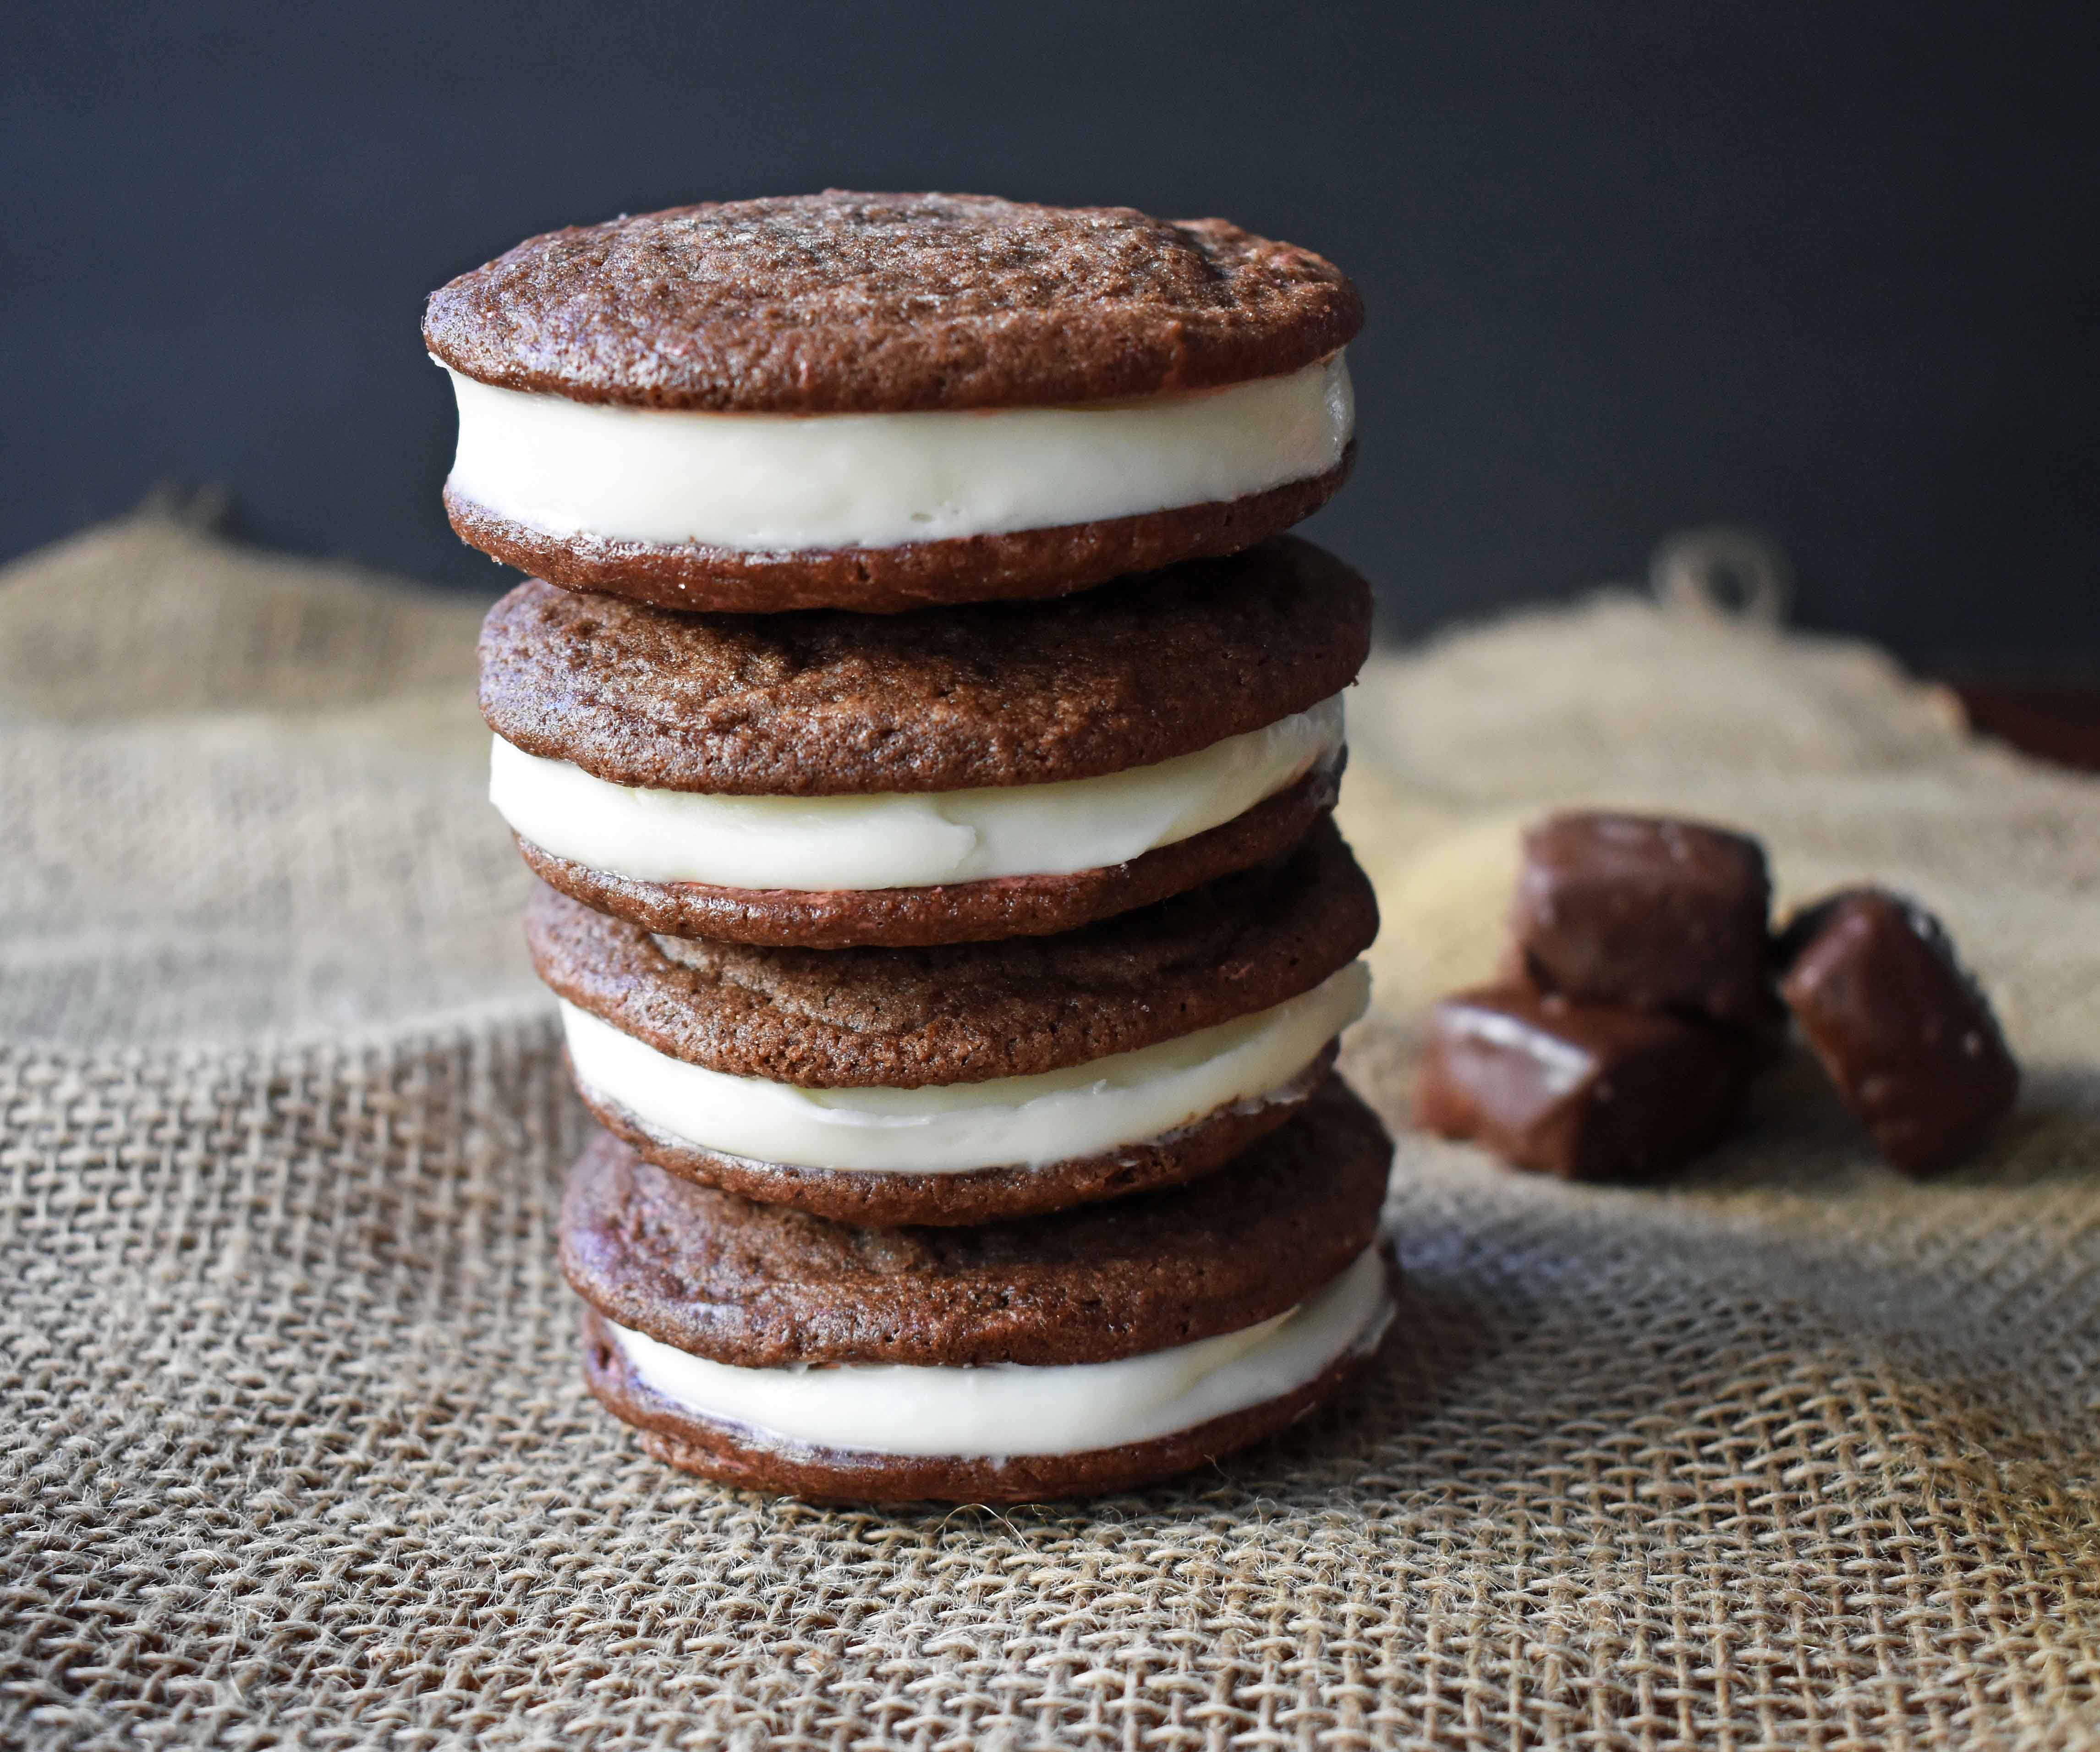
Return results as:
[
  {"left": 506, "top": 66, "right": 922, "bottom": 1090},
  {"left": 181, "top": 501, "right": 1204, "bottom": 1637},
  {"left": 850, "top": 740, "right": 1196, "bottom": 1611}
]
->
[{"left": 4, "top": 0, "right": 2095, "bottom": 660}]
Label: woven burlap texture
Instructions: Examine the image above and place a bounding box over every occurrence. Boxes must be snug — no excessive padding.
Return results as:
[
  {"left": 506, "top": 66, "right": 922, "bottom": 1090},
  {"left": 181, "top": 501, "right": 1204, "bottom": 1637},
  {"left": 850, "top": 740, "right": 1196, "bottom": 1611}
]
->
[{"left": 5, "top": 510, "right": 2098, "bottom": 1750}]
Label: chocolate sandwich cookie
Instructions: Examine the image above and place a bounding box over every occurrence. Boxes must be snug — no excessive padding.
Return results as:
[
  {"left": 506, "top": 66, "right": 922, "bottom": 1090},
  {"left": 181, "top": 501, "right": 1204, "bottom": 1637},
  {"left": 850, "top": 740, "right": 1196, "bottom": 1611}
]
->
[
  {"left": 482, "top": 539, "right": 1372, "bottom": 949},
  {"left": 428, "top": 192, "right": 1361, "bottom": 613},
  {"left": 562, "top": 1086, "right": 1397, "bottom": 1503},
  {"left": 527, "top": 820, "right": 1379, "bottom": 1224}
]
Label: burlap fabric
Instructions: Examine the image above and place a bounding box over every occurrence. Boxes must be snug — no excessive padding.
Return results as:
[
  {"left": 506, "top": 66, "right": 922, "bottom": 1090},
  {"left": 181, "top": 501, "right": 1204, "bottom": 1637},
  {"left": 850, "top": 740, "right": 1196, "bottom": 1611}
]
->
[{"left": 5, "top": 509, "right": 2098, "bottom": 1749}]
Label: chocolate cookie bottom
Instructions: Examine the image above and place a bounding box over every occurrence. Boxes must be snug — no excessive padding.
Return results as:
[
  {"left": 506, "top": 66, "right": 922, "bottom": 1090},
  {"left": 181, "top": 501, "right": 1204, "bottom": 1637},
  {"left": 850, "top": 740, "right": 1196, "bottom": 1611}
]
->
[
  {"left": 446, "top": 449, "right": 1352, "bottom": 615},
  {"left": 518, "top": 764, "right": 1338, "bottom": 949},
  {"left": 577, "top": 1253, "right": 1396, "bottom": 1505},
  {"left": 572, "top": 1042, "right": 1340, "bottom": 1226}
]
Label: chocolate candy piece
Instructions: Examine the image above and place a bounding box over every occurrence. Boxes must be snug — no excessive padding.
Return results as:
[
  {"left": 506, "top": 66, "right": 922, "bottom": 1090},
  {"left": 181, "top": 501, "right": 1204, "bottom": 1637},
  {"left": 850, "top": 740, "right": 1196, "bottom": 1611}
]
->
[
  {"left": 1414, "top": 984, "right": 1750, "bottom": 1181},
  {"left": 1512, "top": 812, "right": 1774, "bottom": 1026},
  {"left": 1777, "top": 890, "right": 2018, "bottom": 1172}
]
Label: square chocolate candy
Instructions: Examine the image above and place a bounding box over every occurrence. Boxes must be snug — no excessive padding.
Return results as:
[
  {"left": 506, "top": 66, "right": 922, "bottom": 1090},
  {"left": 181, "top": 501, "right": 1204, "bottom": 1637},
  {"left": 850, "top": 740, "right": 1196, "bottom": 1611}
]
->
[
  {"left": 1513, "top": 812, "right": 1774, "bottom": 1026},
  {"left": 1415, "top": 984, "right": 1751, "bottom": 1181},
  {"left": 1777, "top": 889, "right": 2018, "bottom": 1172}
]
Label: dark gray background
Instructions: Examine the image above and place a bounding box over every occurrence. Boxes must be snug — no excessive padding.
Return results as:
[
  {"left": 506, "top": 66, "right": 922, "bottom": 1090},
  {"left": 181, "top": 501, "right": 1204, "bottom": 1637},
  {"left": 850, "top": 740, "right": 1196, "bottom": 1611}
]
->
[{"left": 5, "top": 2, "right": 2095, "bottom": 653}]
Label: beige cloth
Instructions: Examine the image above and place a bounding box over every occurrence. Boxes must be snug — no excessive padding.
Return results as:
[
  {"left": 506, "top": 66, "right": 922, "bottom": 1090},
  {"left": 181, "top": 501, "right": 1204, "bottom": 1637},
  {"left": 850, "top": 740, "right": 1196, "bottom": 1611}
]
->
[{"left": 4, "top": 509, "right": 2097, "bottom": 1749}]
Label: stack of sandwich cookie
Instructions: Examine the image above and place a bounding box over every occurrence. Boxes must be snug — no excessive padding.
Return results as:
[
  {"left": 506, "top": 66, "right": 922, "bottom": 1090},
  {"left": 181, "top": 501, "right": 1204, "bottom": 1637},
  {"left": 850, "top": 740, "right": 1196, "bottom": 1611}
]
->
[{"left": 429, "top": 191, "right": 1393, "bottom": 1501}]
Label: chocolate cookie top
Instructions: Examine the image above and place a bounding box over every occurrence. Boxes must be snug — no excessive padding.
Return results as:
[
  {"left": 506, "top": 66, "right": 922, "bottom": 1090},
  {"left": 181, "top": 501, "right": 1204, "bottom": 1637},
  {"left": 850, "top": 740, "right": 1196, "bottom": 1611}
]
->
[
  {"left": 529, "top": 819, "right": 1377, "bottom": 1087},
  {"left": 425, "top": 192, "right": 1362, "bottom": 413},
  {"left": 479, "top": 538, "right": 1370, "bottom": 796},
  {"left": 560, "top": 1080, "right": 1392, "bottom": 1368}
]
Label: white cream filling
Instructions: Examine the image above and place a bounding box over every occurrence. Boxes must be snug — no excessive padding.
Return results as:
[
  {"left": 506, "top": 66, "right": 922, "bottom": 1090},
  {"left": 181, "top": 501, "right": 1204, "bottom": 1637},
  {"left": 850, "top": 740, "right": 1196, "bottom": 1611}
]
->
[
  {"left": 563, "top": 960, "right": 1370, "bottom": 1175},
  {"left": 443, "top": 352, "right": 1352, "bottom": 551},
  {"left": 610, "top": 1241, "right": 1392, "bottom": 1459},
  {"left": 491, "top": 694, "right": 1343, "bottom": 891}
]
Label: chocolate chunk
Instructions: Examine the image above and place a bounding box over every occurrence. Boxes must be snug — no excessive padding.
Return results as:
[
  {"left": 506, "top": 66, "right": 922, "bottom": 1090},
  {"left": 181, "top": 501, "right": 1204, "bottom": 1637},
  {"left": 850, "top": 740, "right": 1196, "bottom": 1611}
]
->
[
  {"left": 1512, "top": 812, "right": 1774, "bottom": 1026},
  {"left": 1414, "top": 985, "right": 1751, "bottom": 1181},
  {"left": 1776, "top": 890, "right": 2018, "bottom": 1171}
]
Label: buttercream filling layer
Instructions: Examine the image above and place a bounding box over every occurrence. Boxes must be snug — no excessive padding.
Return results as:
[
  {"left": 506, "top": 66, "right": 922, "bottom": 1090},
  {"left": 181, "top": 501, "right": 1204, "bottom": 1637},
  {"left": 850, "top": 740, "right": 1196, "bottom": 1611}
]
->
[
  {"left": 609, "top": 1241, "right": 1393, "bottom": 1458},
  {"left": 560, "top": 960, "right": 1371, "bottom": 1174},
  {"left": 444, "top": 353, "right": 1352, "bottom": 552},
  {"left": 492, "top": 694, "right": 1344, "bottom": 891}
]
